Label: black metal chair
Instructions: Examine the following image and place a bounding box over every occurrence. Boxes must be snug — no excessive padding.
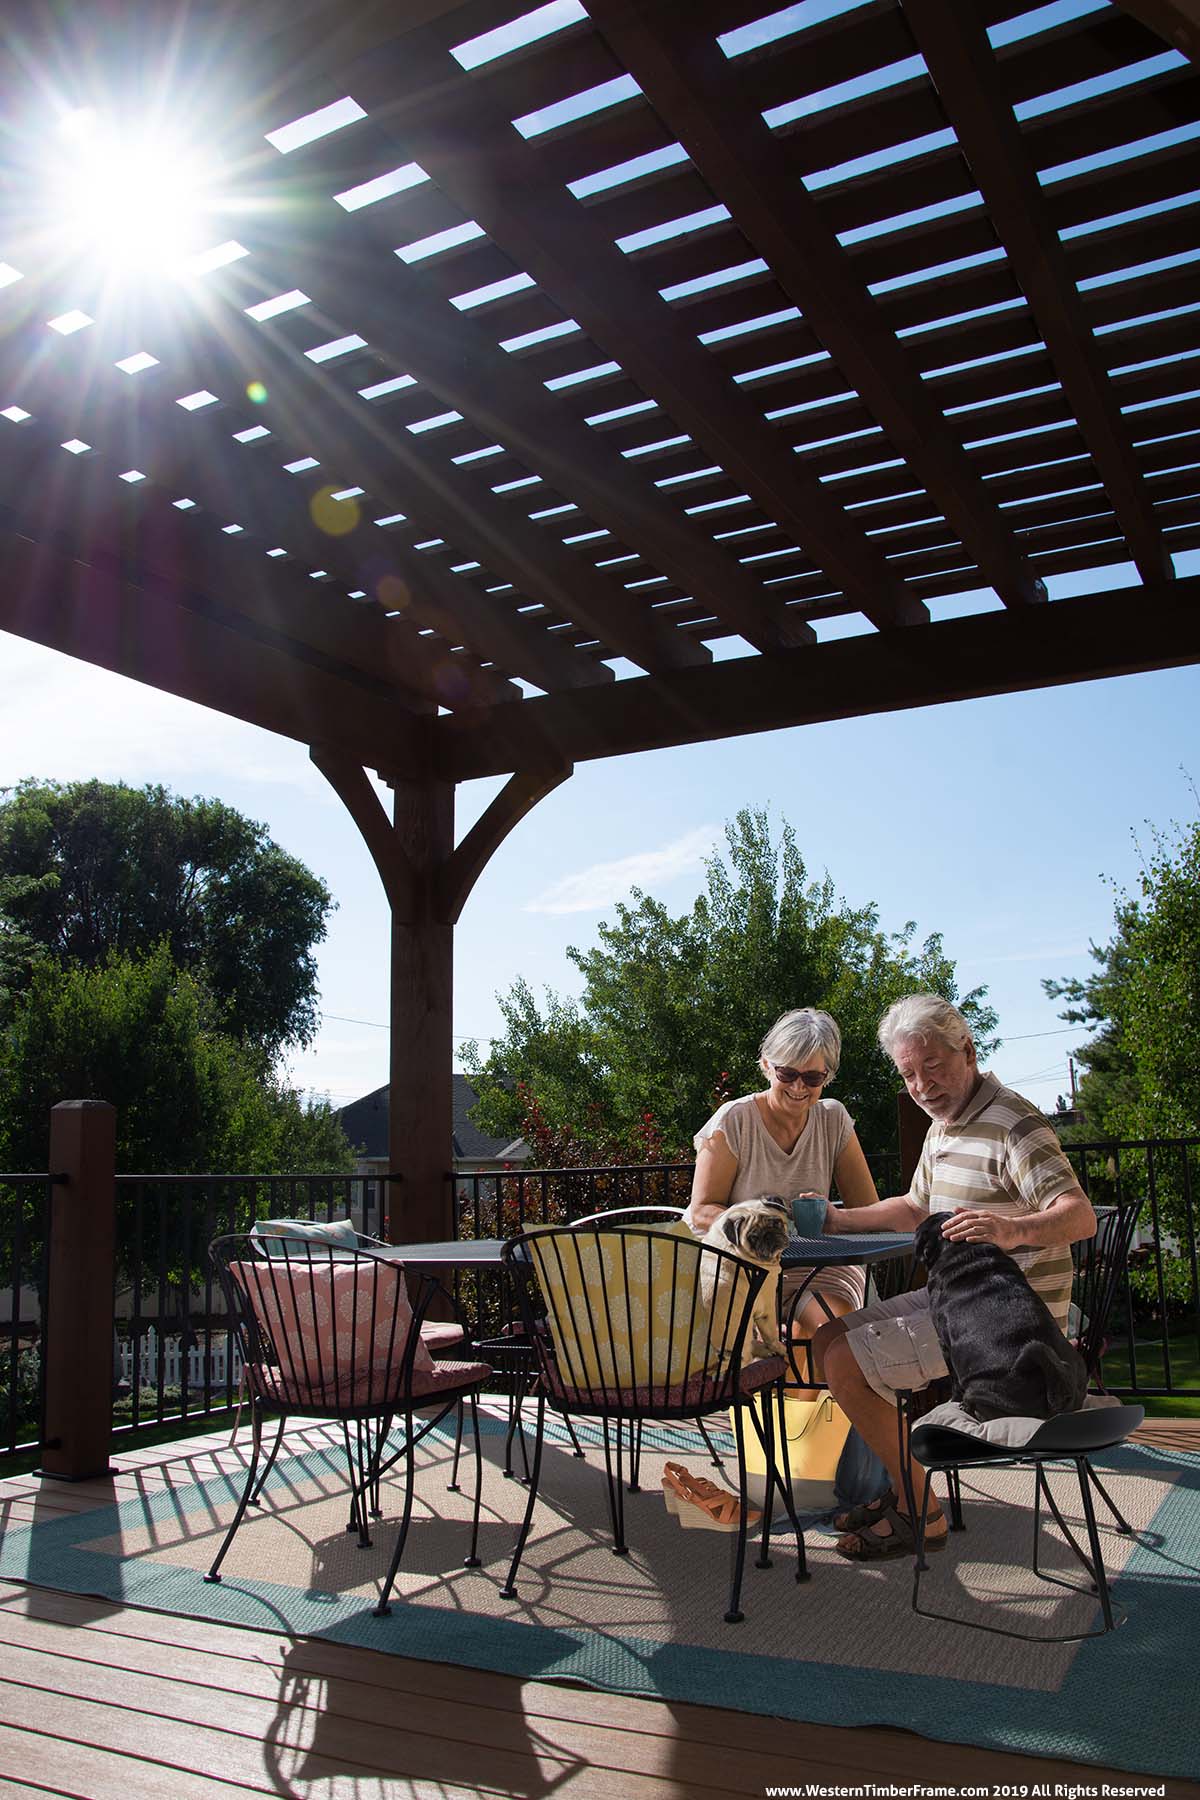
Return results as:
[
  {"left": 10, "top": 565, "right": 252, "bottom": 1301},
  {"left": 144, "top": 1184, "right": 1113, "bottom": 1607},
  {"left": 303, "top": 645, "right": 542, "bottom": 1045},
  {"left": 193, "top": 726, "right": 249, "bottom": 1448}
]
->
[
  {"left": 903, "top": 1204, "right": 1147, "bottom": 1640},
  {"left": 907, "top": 1402, "right": 1145, "bottom": 1641},
  {"left": 206, "top": 1234, "right": 491, "bottom": 1616},
  {"left": 499, "top": 1223, "right": 805, "bottom": 1624}
]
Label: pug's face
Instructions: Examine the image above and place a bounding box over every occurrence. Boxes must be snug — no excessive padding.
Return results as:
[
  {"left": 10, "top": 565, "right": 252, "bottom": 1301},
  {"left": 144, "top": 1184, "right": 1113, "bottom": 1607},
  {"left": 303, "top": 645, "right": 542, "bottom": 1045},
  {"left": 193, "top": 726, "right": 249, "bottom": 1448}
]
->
[{"left": 715, "top": 1198, "right": 791, "bottom": 1264}]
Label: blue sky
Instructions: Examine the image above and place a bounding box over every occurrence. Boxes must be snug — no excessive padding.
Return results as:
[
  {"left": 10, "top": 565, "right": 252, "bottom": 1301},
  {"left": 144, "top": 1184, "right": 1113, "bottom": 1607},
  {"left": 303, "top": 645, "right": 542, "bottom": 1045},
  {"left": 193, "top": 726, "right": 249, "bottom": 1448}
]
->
[{"left": 2, "top": 553, "right": 1196, "bottom": 1125}]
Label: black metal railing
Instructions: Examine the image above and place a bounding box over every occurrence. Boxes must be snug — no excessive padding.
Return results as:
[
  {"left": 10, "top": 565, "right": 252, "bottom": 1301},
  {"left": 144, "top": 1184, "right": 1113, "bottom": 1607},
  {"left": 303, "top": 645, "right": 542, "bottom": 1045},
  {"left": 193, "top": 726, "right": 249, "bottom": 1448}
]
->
[
  {"left": 1063, "top": 1136, "right": 1200, "bottom": 1398},
  {"left": 0, "top": 1173, "right": 58, "bottom": 1456},
  {"left": 112, "top": 1172, "right": 383, "bottom": 1438}
]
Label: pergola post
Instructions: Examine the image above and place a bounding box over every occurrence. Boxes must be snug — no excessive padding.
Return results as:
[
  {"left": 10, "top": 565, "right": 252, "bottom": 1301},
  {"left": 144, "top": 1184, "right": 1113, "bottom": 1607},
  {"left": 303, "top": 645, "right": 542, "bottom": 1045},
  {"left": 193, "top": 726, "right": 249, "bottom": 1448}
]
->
[
  {"left": 40, "top": 1100, "right": 117, "bottom": 1480},
  {"left": 387, "top": 775, "right": 455, "bottom": 1244},
  {"left": 312, "top": 748, "right": 572, "bottom": 1244}
]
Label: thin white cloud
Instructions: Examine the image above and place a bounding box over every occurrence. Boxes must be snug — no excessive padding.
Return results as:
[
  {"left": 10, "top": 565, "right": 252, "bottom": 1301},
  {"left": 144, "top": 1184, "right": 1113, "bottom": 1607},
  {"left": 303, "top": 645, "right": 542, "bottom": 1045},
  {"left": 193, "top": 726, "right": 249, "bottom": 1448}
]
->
[{"left": 526, "top": 824, "right": 721, "bottom": 914}]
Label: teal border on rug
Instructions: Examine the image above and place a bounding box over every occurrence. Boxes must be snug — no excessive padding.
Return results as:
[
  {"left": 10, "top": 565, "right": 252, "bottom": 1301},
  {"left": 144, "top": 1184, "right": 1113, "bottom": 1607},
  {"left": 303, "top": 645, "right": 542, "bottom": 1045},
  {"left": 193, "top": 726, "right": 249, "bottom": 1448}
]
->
[{"left": 2, "top": 1427, "right": 1196, "bottom": 1780}]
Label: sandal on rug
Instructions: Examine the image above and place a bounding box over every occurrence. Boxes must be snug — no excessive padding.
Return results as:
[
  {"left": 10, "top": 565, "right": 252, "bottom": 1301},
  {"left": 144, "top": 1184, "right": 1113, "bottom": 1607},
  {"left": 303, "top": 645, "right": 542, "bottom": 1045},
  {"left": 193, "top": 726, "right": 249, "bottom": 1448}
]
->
[
  {"left": 831, "top": 1486, "right": 897, "bottom": 1533},
  {"left": 834, "top": 1500, "right": 948, "bottom": 1562},
  {"left": 662, "top": 1462, "right": 762, "bottom": 1533}
]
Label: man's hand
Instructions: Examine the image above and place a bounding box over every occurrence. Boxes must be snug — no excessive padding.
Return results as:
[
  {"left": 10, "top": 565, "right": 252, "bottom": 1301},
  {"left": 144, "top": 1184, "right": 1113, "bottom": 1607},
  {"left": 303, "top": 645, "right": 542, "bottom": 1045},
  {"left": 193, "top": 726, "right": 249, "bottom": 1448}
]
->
[{"left": 939, "top": 1208, "right": 1022, "bottom": 1253}]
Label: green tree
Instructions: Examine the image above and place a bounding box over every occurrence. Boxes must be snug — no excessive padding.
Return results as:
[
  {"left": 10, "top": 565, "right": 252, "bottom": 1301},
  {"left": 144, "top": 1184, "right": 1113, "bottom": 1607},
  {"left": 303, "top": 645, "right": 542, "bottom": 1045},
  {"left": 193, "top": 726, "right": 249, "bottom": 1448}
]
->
[
  {"left": 0, "top": 780, "right": 332, "bottom": 1057},
  {"left": 467, "top": 808, "right": 996, "bottom": 1163},
  {"left": 1046, "top": 813, "right": 1200, "bottom": 1144},
  {"left": 0, "top": 941, "right": 352, "bottom": 1177}
]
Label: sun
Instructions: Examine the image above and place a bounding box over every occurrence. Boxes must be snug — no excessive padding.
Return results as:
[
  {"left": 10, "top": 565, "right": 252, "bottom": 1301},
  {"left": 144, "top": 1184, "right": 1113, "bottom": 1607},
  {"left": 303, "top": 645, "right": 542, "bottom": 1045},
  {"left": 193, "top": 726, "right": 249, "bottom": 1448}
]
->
[{"left": 49, "top": 108, "right": 217, "bottom": 281}]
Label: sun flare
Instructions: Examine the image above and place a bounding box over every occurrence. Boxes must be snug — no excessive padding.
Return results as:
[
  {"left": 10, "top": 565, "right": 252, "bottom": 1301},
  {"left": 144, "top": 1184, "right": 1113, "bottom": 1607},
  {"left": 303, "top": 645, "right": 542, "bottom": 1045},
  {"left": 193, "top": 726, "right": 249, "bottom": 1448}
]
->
[{"left": 50, "top": 108, "right": 216, "bottom": 280}]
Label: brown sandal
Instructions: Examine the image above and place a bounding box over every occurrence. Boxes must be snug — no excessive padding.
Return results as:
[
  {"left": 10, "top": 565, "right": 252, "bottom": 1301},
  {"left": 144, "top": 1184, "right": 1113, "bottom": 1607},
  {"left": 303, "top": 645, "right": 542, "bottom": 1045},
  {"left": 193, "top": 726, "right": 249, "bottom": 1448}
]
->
[
  {"left": 832, "top": 1487, "right": 897, "bottom": 1533},
  {"left": 661, "top": 1463, "right": 761, "bottom": 1532},
  {"left": 835, "top": 1501, "right": 947, "bottom": 1561}
]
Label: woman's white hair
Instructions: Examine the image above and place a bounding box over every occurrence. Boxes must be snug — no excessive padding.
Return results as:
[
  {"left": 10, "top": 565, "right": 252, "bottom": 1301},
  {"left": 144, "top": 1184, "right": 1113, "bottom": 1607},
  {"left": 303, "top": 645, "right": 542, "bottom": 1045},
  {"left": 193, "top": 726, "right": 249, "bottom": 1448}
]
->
[
  {"left": 877, "top": 994, "right": 973, "bottom": 1061},
  {"left": 758, "top": 1008, "right": 841, "bottom": 1080}
]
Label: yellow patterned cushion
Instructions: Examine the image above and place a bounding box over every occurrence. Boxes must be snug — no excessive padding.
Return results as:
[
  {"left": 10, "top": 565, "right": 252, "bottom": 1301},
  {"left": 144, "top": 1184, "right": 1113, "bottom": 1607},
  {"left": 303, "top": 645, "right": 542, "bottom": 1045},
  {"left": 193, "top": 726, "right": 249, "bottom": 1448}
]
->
[{"left": 529, "top": 1224, "right": 752, "bottom": 1393}]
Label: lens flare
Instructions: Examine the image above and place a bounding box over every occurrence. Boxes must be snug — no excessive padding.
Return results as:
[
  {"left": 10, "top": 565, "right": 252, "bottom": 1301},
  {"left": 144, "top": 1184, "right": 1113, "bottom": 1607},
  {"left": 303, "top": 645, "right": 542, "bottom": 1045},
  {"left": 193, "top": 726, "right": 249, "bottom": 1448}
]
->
[
  {"left": 246, "top": 381, "right": 269, "bottom": 405},
  {"left": 311, "top": 486, "right": 360, "bottom": 536},
  {"left": 377, "top": 573, "right": 411, "bottom": 612}
]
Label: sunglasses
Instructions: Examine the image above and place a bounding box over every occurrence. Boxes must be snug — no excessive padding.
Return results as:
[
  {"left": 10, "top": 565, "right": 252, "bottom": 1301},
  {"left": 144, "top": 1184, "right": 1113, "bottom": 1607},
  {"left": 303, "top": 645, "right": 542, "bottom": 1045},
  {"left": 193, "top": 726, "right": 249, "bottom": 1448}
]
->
[{"left": 770, "top": 1064, "right": 829, "bottom": 1089}]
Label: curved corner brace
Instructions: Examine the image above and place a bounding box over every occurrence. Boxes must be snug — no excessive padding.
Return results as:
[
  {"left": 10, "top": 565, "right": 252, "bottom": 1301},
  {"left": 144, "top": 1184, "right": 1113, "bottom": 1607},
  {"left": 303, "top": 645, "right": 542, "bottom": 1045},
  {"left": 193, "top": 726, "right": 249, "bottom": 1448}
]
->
[
  {"left": 437, "top": 763, "right": 573, "bottom": 924},
  {"left": 309, "top": 745, "right": 415, "bottom": 914}
]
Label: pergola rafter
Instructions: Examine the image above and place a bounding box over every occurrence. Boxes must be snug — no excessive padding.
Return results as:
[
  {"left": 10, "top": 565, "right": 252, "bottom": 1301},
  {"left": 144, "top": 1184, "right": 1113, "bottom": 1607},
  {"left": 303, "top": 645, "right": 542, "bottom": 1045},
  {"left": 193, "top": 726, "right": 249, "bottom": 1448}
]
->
[{"left": 0, "top": 0, "right": 1197, "bottom": 1237}]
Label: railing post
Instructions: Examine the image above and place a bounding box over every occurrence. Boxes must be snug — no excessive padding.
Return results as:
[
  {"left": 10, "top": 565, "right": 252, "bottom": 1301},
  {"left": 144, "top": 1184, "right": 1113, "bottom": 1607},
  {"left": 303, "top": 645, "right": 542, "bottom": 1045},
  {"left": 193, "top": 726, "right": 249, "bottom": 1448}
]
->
[
  {"left": 40, "top": 1100, "right": 117, "bottom": 1479},
  {"left": 897, "top": 1087, "right": 930, "bottom": 1192}
]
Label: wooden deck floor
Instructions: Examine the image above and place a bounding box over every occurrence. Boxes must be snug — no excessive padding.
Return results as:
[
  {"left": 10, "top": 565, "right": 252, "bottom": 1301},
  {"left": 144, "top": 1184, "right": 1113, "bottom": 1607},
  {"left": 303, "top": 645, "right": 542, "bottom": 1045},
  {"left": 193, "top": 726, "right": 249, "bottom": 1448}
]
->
[{"left": 0, "top": 1419, "right": 1196, "bottom": 1800}]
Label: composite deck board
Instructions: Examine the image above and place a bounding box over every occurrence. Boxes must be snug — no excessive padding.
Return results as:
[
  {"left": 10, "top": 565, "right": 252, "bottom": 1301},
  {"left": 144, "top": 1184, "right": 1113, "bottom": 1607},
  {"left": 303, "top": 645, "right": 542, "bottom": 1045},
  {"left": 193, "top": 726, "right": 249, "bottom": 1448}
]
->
[{"left": 0, "top": 1419, "right": 1194, "bottom": 1798}]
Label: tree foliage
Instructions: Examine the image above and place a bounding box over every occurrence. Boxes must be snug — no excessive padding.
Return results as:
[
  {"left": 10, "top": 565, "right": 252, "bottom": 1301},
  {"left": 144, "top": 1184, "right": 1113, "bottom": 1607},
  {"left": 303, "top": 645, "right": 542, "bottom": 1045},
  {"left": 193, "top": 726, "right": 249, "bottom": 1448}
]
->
[
  {"left": 0, "top": 780, "right": 333, "bottom": 1058},
  {"left": 1045, "top": 811, "right": 1200, "bottom": 1144},
  {"left": 0, "top": 941, "right": 352, "bottom": 1177},
  {"left": 466, "top": 808, "right": 996, "bottom": 1162}
]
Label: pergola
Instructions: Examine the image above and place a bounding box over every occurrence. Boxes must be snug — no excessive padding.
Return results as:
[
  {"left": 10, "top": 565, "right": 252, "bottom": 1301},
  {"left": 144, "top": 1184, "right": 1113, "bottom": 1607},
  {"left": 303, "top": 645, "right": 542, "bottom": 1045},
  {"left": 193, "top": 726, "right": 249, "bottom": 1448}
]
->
[{"left": 2, "top": 0, "right": 1198, "bottom": 1239}]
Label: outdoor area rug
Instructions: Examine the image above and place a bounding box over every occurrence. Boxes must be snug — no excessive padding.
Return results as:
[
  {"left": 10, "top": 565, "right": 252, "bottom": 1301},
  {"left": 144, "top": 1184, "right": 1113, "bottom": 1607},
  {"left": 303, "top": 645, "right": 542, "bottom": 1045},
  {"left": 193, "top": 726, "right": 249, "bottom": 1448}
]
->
[{"left": 1, "top": 1404, "right": 1197, "bottom": 1781}]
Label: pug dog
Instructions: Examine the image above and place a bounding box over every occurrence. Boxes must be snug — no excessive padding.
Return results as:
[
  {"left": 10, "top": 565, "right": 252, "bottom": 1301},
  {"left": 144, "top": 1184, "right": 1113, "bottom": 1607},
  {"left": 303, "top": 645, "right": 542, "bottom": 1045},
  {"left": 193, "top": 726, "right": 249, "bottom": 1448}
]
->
[
  {"left": 701, "top": 1196, "right": 792, "bottom": 1359},
  {"left": 916, "top": 1213, "right": 1088, "bottom": 1421}
]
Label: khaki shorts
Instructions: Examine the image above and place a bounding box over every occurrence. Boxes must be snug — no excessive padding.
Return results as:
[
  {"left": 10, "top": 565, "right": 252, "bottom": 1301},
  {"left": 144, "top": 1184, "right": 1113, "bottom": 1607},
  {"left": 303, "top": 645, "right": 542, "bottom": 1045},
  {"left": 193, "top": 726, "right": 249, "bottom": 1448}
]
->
[{"left": 842, "top": 1289, "right": 948, "bottom": 1406}]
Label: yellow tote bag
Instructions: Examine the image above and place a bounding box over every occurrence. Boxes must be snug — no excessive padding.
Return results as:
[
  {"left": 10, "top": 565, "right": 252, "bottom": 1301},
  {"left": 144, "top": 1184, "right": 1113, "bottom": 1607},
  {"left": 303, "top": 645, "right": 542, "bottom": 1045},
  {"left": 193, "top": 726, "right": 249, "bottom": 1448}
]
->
[{"left": 736, "top": 1391, "right": 852, "bottom": 1512}]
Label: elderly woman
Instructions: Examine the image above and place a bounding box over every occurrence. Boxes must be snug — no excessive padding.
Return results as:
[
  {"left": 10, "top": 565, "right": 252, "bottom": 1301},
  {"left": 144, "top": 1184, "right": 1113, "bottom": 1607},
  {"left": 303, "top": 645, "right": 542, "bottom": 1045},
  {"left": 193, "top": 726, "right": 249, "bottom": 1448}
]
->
[{"left": 683, "top": 1008, "right": 880, "bottom": 1384}]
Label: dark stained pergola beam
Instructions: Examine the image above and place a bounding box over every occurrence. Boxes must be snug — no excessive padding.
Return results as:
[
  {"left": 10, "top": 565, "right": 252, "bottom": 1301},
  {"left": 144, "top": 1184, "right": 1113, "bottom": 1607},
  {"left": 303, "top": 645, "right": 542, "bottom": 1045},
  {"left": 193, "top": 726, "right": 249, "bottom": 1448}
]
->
[
  {"left": 187, "top": 304, "right": 617, "bottom": 695},
  {"left": 6, "top": 314, "right": 591, "bottom": 703},
  {"left": 333, "top": 35, "right": 923, "bottom": 637},
  {"left": 1114, "top": 1, "right": 1200, "bottom": 63},
  {"left": 434, "top": 575, "right": 1200, "bottom": 780},
  {"left": 236, "top": 206, "right": 757, "bottom": 664},
  {"left": 905, "top": 0, "right": 1175, "bottom": 588},
  {"left": 0, "top": 525, "right": 425, "bottom": 775},
  {"left": 0, "top": 409, "right": 511, "bottom": 713},
  {"left": 587, "top": 0, "right": 1045, "bottom": 612}
]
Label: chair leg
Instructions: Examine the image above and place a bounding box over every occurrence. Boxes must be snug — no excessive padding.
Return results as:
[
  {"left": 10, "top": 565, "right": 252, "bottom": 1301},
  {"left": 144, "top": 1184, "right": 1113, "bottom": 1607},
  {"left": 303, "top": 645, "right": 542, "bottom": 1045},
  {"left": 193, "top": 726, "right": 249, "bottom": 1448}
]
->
[
  {"left": 628, "top": 1418, "right": 643, "bottom": 1493},
  {"left": 374, "top": 1416, "right": 419, "bottom": 1617},
  {"left": 562, "top": 1412, "right": 586, "bottom": 1459},
  {"left": 754, "top": 1392, "right": 776, "bottom": 1569},
  {"left": 500, "top": 1392, "right": 547, "bottom": 1600},
  {"left": 248, "top": 1414, "right": 286, "bottom": 1507},
  {"left": 206, "top": 1402, "right": 267, "bottom": 1583},
  {"left": 464, "top": 1392, "right": 484, "bottom": 1569},
  {"left": 770, "top": 1382, "right": 807, "bottom": 1581},
  {"left": 1087, "top": 1463, "right": 1136, "bottom": 1535},
  {"left": 725, "top": 1404, "right": 751, "bottom": 1623},
  {"left": 600, "top": 1419, "right": 629, "bottom": 1554},
  {"left": 697, "top": 1417, "right": 726, "bottom": 1469},
  {"left": 944, "top": 1466, "right": 965, "bottom": 1531},
  {"left": 448, "top": 1399, "right": 464, "bottom": 1492}
]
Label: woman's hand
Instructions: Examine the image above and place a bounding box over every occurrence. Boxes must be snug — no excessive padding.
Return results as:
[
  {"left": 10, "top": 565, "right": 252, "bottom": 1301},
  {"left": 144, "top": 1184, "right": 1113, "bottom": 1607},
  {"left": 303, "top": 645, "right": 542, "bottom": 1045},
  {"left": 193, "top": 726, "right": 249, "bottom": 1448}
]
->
[{"left": 939, "top": 1208, "right": 1021, "bottom": 1252}]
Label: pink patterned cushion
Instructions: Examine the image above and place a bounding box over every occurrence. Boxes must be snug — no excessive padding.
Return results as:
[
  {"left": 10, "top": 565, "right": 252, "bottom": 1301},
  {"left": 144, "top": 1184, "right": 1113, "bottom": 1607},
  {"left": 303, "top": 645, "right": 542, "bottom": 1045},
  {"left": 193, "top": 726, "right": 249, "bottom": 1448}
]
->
[
  {"left": 542, "top": 1354, "right": 788, "bottom": 1411},
  {"left": 231, "top": 1258, "right": 437, "bottom": 1408},
  {"left": 421, "top": 1320, "right": 467, "bottom": 1354},
  {"left": 251, "top": 1356, "right": 492, "bottom": 1410}
]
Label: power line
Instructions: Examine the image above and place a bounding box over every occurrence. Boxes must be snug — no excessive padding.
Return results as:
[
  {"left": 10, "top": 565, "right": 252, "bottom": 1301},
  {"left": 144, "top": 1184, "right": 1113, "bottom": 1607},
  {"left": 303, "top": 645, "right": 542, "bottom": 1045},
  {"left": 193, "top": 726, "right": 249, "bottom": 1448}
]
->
[{"left": 321, "top": 1011, "right": 482, "bottom": 1041}]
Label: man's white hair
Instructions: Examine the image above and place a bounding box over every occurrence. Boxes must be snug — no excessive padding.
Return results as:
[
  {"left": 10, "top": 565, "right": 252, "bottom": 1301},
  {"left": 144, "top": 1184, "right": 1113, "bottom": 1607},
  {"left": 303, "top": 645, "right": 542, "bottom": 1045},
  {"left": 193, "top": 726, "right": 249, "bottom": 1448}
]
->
[{"left": 877, "top": 994, "right": 973, "bottom": 1061}]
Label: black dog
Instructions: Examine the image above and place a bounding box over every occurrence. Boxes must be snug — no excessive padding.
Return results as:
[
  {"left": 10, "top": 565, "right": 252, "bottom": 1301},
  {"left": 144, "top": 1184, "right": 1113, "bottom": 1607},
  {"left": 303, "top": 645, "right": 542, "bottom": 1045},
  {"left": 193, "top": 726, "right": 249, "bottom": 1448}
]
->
[{"left": 915, "top": 1214, "right": 1088, "bottom": 1421}]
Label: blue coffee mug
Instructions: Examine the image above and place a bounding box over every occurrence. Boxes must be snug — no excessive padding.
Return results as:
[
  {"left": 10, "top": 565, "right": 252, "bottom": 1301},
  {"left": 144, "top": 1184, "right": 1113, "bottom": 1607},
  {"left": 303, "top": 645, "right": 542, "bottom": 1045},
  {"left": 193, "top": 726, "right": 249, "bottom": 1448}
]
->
[{"left": 791, "top": 1194, "right": 829, "bottom": 1236}]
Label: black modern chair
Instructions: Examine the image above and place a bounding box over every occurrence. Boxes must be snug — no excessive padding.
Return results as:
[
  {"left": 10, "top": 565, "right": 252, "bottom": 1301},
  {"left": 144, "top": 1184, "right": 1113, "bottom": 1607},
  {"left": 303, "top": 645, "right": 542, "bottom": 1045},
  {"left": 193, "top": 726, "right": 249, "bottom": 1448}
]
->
[
  {"left": 903, "top": 1203, "right": 1146, "bottom": 1641},
  {"left": 499, "top": 1222, "right": 804, "bottom": 1624},
  {"left": 206, "top": 1234, "right": 491, "bottom": 1616}
]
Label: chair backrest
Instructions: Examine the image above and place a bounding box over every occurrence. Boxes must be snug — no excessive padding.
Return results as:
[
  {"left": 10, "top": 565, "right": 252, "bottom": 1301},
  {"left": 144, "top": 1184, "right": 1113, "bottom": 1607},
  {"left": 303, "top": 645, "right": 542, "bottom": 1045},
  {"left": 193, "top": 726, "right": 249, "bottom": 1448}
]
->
[
  {"left": 505, "top": 1224, "right": 764, "bottom": 1411},
  {"left": 209, "top": 1234, "right": 436, "bottom": 1412},
  {"left": 1072, "top": 1203, "right": 1141, "bottom": 1388},
  {"left": 568, "top": 1205, "right": 685, "bottom": 1229}
]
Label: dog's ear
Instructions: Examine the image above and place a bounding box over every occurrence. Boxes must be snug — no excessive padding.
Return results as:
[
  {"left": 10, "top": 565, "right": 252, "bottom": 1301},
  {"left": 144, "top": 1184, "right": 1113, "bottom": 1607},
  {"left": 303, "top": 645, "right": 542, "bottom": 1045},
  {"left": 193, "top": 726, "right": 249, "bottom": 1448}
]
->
[
  {"left": 758, "top": 1195, "right": 790, "bottom": 1217},
  {"left": 718, "top": 1211, "right": 744, "bottom": 1249},
  {"left": 915, "top": 1214, "right": 944, "bottom": 1266}
]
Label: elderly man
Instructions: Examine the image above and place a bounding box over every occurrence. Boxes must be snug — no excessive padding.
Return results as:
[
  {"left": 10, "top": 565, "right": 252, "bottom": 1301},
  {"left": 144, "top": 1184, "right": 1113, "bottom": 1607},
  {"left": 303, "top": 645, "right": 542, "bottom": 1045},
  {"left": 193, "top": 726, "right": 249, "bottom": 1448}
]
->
[{"left": 812, "top": 993, "right": 1096, "bottom": 1563}]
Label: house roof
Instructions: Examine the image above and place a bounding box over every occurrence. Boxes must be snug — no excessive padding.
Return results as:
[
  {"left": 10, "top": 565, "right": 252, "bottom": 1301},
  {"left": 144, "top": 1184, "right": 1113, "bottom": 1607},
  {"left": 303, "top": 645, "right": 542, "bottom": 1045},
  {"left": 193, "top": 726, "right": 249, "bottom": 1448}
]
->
[
  {"left": 1, "top": 1, "right": 1197, "bottom": 777},
  {"left": 339, "top": 1075, "right": 526, "bottom": 1164}
]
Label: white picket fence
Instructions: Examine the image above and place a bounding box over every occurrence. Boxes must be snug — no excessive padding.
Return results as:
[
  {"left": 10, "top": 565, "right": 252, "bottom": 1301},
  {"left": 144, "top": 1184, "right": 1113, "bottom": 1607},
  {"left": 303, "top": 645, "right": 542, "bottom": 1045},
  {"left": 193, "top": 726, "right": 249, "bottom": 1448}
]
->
[{"left": 117, "top": 1328, "right": 242, "bottom": 1389}]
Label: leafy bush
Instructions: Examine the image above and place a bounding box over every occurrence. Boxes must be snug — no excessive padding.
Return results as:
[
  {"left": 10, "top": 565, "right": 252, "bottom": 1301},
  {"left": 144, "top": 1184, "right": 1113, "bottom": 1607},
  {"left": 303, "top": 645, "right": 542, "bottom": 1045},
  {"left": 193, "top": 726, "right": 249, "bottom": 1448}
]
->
[{"left": 1127, "top": 1255, "right": 1197, "bottom": 1326}]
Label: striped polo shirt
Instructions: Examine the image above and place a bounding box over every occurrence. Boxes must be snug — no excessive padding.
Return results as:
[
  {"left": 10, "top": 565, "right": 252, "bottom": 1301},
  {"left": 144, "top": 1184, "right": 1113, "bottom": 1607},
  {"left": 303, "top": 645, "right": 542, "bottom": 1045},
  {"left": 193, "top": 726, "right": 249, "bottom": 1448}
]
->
[{"left": 910, "top": 1071, "right": 1079, "bottom": 1330}]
